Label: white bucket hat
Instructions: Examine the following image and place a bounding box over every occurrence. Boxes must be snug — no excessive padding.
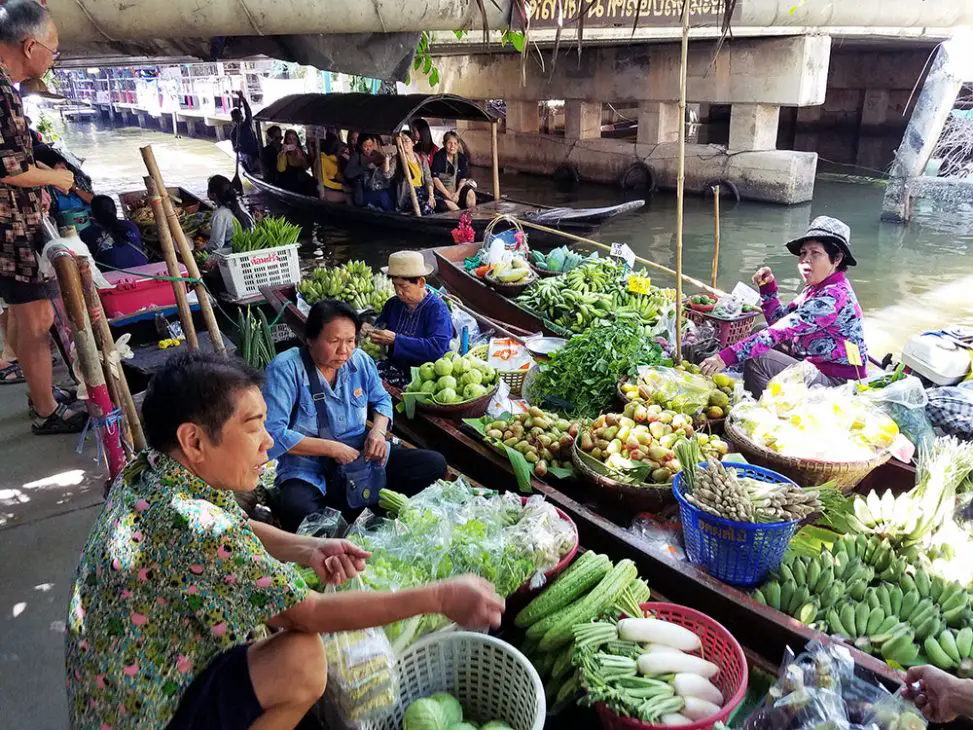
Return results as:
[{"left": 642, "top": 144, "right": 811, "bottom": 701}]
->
[{"left": 382, "top": 250, "right": 434, "bottom": 278}]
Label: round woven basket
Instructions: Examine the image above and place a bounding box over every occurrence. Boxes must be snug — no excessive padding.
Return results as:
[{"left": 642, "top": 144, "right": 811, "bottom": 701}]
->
[
  {"left": 415, "top": 380, "right": 500, "bottom": 420},
  {"left": 530, "top": 263, "right": 564, "bottom": 279},
  {"left": 570, "top": 437, "right": 675, "bottom": 512},
  {"left": 468, "top": 343, "right": 528, "bottom": 396},
  {"left": 363, "top": 632, "right": 545, "bottom": 730},
  {"left": 724, "top": 417, "right": 891, "bottom": 492},
  {"left": 485, "top": 268, "right": 537, "bottom": 297}
]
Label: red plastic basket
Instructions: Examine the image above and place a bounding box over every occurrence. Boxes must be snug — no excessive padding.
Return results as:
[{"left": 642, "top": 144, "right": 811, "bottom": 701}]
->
[
  {"left": 685, "top": 307, "right": 761, "bottom": 348},
  {"left": 594, "top": 602, "right": 749, "bottom": 730},
  {"left": 512, "top": 497, "right": 579, "bottom": 598}
]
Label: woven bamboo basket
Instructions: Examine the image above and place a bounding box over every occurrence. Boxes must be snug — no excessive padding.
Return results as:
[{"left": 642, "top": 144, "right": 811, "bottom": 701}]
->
[
  {"left": 414, "top": 380, "right": 501, "bottom": 420},
  {"left": 530, "top": 263, "right": 564, "bottom": 279},
  {"left": 570, "top": 437, "right": 675, "bottom": 512},
  {"left": 468, "top": 343, "right": 529, "bottom": 396},
  {"left": 724, "top": 418, "right": 891, "bottom": 492},
  {"left": 485, "top": 268, "right": 537, "bottom": 297}
]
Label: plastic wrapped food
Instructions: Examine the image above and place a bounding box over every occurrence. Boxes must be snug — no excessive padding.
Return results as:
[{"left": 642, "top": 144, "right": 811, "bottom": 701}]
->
[{"left": 855, "top": 374, "right": 935, "bottom": 454}]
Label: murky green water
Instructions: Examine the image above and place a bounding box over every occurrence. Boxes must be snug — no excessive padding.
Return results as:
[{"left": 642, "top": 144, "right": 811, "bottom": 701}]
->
[{"left": 52, "top": 118, "right": 973, "bottom": 357}]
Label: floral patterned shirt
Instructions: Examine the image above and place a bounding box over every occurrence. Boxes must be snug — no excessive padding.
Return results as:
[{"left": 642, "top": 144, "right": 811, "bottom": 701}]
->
[
  {"left": 0, "top": 66, "right": 46, "bottom": 283},
  {"left": 720, "top": 272, "right": 868, "bottom": 381},
  {"left": 65, "top": 450, "right": 309, "bottom": 730}
]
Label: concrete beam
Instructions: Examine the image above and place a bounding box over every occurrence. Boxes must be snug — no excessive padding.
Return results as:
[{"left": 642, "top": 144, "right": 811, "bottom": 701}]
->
[
  {"left": 565, "top": 101, "right": 602, "bottom": 140},
  {"left": 729, "top": 104, "right": 781, "bottom": 151},
  {"left": 415, "top": 35, "right": 831, "bottom": 106},
  {"left": 506, "top": 101, "right": 540, "bottom": 134},
  {"left": 637, "top": 102, "right": 681, "bottom": 145}
]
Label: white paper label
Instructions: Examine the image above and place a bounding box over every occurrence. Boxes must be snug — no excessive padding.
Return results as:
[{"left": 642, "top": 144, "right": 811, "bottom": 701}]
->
[
  {"left": 731, "top": 282, "right": 761, "bottom": 306},
  {"left": 610, "top": 242, "right": 636, "bottom": 268}
]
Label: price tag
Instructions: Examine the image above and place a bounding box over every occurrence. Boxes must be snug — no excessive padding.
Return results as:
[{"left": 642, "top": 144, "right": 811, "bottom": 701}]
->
[
  {"left": 628, "top": 274, "right": 652, "bottom": 294},
  {"left": 731, "top": 282, "right": 760, "bottom": 307},
  {"left": 610, "top": 242, "right": 636, "bottom": 269},
  {"left": 844, "top": 340, "right": 864, "bottom": 367}
]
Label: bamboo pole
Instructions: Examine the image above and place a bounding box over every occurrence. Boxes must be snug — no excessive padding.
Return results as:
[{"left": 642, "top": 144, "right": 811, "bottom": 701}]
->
[
  {"left": 674, "top": 0, "right": 690, "bottom": 364},
  {"left": 145, "top": 176, "right": 200, "bottom": 350},
  {"left": 711, "top": 184, "right": 721, "bottom": 289},
  {"left": 51, "top": 252, "right": 127, "bottom": 481},
  {"left": 491, "top": 121, "right": 501, "bottom": 201},
  {"left": 140, "top": 146, "right": 226, "bottom": 355},
  {"left": 396, "top": 136, "right": 422, "bottom": 216},
  {"left": 511, "top": 217, "right": 725, "bottom": 296},
  {"left": 77, "top": 257, "right": 146, "bottom": 453}
]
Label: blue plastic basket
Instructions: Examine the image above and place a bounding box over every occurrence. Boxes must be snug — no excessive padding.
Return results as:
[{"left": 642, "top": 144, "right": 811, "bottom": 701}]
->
[{"left": 672, "top": 463, "right": 800, "bottom": 588}]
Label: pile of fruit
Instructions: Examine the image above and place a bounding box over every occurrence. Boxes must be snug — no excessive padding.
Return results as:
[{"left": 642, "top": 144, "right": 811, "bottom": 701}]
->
[
  {"left": 403, "top": 692, "right": 512, "bottom": 730},
  {"left": 576, "top": 411, "right": 728, "bottom": 485},
  {"left": 298, "top": 260, "right": 395, "bottom": 312},
  {"left": 620, "top": 366, "right": 736, "bottom": 427},
  {"left": 487, "top": 256, "right": 534, "bottom": 285},
  {"left": 753, "top": 533, "right": 973, "bottom": 674},
  {"left": 405, "top": 352, "right": 499, "bottom": 404},
  {"left": 132, "top": 205, "right": 212, "bottom": 256},
  {"left": 516, "top": 259, "right": 676, "bottom": 334},
  {"left": 478, "top": 406, "right": 582, "bottom": 478},
  {"left": 530, "top": 246, "right": 590, "bottom": 274},
  {"left": 686, "top": 293, "right": 758, "bottom": 317}
]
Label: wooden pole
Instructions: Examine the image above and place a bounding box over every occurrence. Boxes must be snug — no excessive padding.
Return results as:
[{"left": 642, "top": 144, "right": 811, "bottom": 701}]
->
[
  {"left": 396, "top": 136, "right": 422, "bottom": 216},
  {"left": 144, "top": 176, "right": 200, "bottom": 350},
  {"left": 77, "top": 257, "right": 146, "bottom": 453},
  {"left": 711, "top": 184, "right": 721, "bottom": 289},
  {"left": 491, "top": 121, "right": 501, "bottom": 201},
  {"left": 511, "top": 217, "right": 725, "bottom": 296},
  {"left": 51, "top": 252, "right": 127, "bottom": 481},
  {"left": 674, "top": 0, "right": 690, "bottom": 364},
  {"left": 140, "top": 146, "right": 226, "bottom": 355}
]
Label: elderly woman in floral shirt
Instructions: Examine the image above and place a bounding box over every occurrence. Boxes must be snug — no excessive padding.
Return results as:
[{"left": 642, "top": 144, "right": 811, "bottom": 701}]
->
[{"left": 701, "top": 216, "right": 869, "bottom": 396}]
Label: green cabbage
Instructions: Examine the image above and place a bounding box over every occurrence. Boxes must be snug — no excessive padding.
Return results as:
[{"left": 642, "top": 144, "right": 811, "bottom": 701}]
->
[
  {"left": 404, "top": 698, "right": 447, "bottom": 730},
  {"left": 480, "top": 722, "right": 514, "bottom": 730},
  {"left": 429, "top": 692, "right": 463, "bottom": 726}
]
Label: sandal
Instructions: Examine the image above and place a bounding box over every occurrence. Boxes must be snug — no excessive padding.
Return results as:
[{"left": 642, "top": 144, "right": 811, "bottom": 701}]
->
[
  {"left": 31, "top": 401, "right": 87, "bottom": 435},
  {"left": 28, "top": 385, "right": 79, "bottom": 417},
  {"left": 0, "top": 362, "right": 24, "bottom": 385}
]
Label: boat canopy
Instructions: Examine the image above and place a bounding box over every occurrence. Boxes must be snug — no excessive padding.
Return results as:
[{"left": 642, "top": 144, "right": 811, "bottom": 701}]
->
[{"left": 254, "top": 93, "right": 499, "bottom": 135}]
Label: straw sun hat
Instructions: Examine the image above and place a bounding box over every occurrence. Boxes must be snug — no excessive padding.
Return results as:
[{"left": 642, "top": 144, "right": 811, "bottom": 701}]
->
[{"left": 381, "top": 250, "right": 433, "bottom": 278}]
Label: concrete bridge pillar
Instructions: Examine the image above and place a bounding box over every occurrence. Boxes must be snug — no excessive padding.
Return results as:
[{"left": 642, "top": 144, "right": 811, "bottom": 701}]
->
[
  {"left": 505, "top": 101, "right": 539, "bottom": 134},
  {"left": 637, "top": 102, "right": 680, "bottom": 145},
  {"left": 729, "top": 104, "right": 780, "bottom": 151},
  {"left": 565, "top": 101, "right": 602, "bottom": 140},
  {"left": 856, "top": 89, "right": 890, "bottom": 169}
]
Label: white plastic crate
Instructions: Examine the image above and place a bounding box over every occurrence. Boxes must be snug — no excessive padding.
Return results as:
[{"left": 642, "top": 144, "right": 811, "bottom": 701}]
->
[
  {"left": 270, "top": 322, "right": 297, "bottom": 343},
  {"left": 216, "top": 244, "right": 301, "bottom": 300}
]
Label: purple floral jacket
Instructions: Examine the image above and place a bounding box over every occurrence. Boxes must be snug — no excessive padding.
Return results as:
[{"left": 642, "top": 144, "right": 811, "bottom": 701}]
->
[{"left": 719, "top": 272, "right": 868, "bottom": 381}]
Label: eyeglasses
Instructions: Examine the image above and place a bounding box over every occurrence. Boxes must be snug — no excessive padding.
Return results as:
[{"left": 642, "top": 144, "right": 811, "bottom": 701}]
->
[{"left": 25, "top": 37, "right": 60, "bottom": 62}]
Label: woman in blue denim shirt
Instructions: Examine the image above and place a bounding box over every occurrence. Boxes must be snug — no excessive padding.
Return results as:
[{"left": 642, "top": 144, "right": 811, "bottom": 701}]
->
[{"left": 263, "top": 300, "right": 447, "bottom": 530}]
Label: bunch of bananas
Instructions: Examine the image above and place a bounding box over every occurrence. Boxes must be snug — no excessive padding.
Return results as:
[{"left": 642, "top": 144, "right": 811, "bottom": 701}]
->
[
  {"left": 299, "top": 260, "right": 381, "bottom": 311},
  {"left": 754, "top": 533, "right": 973, "bottom": 673},
  {"left": 369, "top": 273, "right": 395, "bottom": 312},
  {"left": 847, "top": 489, "right": 939, "bottom": 549}
]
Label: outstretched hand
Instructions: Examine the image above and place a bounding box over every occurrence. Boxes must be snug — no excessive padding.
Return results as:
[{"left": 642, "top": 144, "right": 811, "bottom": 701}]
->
[{"left": 308, "top": 539, "right": 371, "bottom": 586}]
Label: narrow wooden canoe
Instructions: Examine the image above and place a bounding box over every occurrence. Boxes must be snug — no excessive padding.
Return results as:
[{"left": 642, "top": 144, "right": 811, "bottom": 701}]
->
[
  {"left": 260, "top": 282, "right": 903, "bottom": 689},
  {"left": 117, "top": 187, "right": 212, "bottom": 219}
]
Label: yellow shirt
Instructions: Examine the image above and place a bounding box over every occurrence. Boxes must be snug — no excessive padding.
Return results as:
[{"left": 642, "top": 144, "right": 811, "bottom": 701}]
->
[
  {"left": 319, "top": 153, "right": 344, "bottom": 191},
  {"left": 407, "top": 158, "right": 423, "bottom": 188}
]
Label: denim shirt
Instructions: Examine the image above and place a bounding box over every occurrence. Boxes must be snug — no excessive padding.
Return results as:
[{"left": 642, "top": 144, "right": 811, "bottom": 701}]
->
[{"left": 263, "top": 347, "right": 394, "bottom": 494}]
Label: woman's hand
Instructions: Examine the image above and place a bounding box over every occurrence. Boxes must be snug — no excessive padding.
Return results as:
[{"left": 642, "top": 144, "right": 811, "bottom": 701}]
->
[
  {"left": 308, "top": 538, "right": 371, "bottom": 586},
  {"left": 368, "top": 329, "right": 396, "bottom": 346},
  {"left": 436, "top": 575, "right": 505, "bottom": 629},
  {"left": 902, "top": 666, "right": 962, "bottom": 723},
  {"left": 329, "top": 441, "right": 360, "bottom": 465},
  {"left": 700, "top": 354, "right": 728, "bottom": 376},
  {"left": 752, "top": 267, "right": 775, "bottom": 287},
  {"left": 363, "top": 428, "right": 388, "bottom": 462}
]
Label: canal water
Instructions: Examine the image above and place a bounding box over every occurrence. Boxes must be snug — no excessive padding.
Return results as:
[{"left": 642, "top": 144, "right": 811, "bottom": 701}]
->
[{"left": 51, "top": 118, "right": 973, "bottom": 358}]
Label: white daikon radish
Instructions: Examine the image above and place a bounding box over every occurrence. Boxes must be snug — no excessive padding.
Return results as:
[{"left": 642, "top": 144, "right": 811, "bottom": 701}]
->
[
  {"left": 673, "top": 673, "right": 724, "bottom": 706},
  {"left": 618, "top": 618, "right": 702, "bottom": 651},
  {"left": 682, "top": 696, "right": 722, "bottom": 721},
  {"left": 638, "top": 652, "right": 720, "bottom": 679},
  {"left": 660, "top": 714, "right": 693, "bottom": 726},
  {"left": 643, "top": 643, "right": 686, "bottom": 655}
]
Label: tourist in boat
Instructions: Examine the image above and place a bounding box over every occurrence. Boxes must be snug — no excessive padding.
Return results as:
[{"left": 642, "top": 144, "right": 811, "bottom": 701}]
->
[
  {"left": 700, "top": 216, "right": 868, "bottom": 396},
  {"left": 394, "top": 130, "right": 435, "bottom": 215},
  {"left": 318, "top": 133, "right": 346, "bottom": 203},
  {"left": 276, "top": 129, "right": 318, "bottom": 197},
  {"left": 365, "top": 251, "right": 452, "bottom": 387},
  {"left": 206, "top": 174, "right": 254, "bottom": 251},
  {"left": 263, "top": 300, "right": 448, "bottom": 529},
  {"left": 79, "top": 195, "right": 148, "bottom": 271},
  {"left": 412, "top": 117, "right": 439, "bottom": 167},
  {"left": 260, "top": 124, "right": 282, "bottom": 184},
  {"left": 343, "top": 134, "right": 395, "bottom": 211},
  {"left": 431, "top": 130, "right": 477, "bottom": 211},
  {"left": 230, "top": 90, "right": 260, "bottom": 174},
  {"left": 65, "top": 350, "right": 503, "bottom": 730}
]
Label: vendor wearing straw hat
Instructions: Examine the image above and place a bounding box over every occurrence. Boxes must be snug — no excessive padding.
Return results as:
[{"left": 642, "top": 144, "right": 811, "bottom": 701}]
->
[
  {"left": 701, "top": 216, "right": 868, "bottom": 396},
  {"left": 364, "top": 250, "right": 453, "bottom": 384}
]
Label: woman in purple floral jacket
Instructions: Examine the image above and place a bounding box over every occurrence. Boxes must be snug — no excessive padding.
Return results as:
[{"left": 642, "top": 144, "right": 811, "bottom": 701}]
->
[{"left": 701, "top": 216, "right": 869, "bottom": 396}]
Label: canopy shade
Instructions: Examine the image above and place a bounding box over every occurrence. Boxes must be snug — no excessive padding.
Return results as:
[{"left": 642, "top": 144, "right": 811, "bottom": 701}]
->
[{"left": 254, "top": 93, "right": 499, "bottom": 134}]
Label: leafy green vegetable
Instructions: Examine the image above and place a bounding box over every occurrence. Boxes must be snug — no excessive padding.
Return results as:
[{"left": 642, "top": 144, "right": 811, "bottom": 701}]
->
[
  {"left": 533, "top": 313, "right": 666, "bottom": 418},
  {"left": 231, "top": 215, "right": 301, "bottom": 253}
]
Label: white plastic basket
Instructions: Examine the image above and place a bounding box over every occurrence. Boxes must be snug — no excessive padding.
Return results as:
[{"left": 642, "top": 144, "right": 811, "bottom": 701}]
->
[
  {"left": 363, "top": 631, "right": 545, "bottom": 730},
  {"left": 270, "top": 322, "right": 297, "bottom": 343},
  {"left": 216, "top": 243, "right": 301, "bottom": 300}
]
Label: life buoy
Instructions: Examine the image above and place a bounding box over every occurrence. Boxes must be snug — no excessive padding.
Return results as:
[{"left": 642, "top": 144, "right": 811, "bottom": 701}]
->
[
  {"left": 702, "top": 178, "right": 741, "bottom": 203},
  {"left": 552, "top": 162, "right": 581, "bottom": 187},
  {"left": 619, "top": 161, "right": 656, "bottom": 193}
]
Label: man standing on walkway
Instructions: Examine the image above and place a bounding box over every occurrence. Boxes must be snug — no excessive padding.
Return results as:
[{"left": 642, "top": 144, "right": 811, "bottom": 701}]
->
[
  {"left": 230, "top": 90, "right": 260, "bottom": 175},
  {"left": 0, "top": 0, "right": 85, "bottom": 433}
]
